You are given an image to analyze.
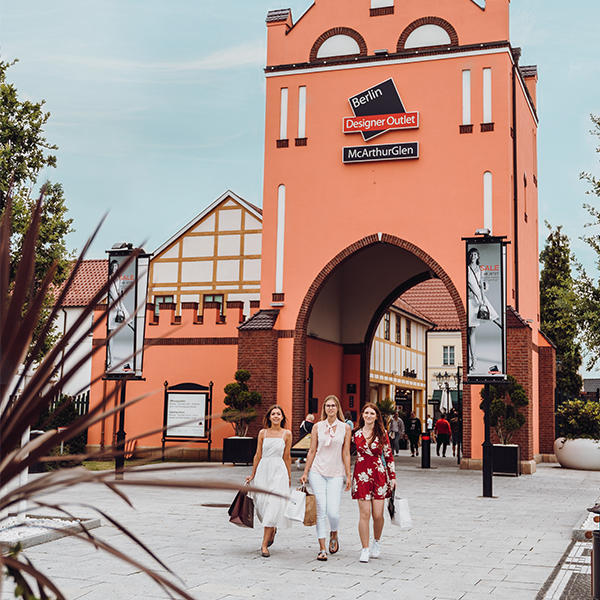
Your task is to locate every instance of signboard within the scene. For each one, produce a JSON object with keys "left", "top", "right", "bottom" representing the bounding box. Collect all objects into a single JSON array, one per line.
[
  {"left": 106, "top": 253, "right": 137, "bottom": 377},
  {"left": 162, "top": 382, "right": 213, "bottom": 462},
  {"left": 343, "top": 142, "right": 418, "bottom": 164},
  {"left": 347, "top": 78, "right": 412, "bottom": 141},
  {"left": 465, "top": 238, "right": 507, "bottom": 383},
  {"left": 105, "top": 247, "right": 150, "bottom": 379},
  {"left": 165, "top": 392, "right": 207, "bottom": 438},
  {"left": 343, "top": 111, "right": 419, "bottom": 135}
]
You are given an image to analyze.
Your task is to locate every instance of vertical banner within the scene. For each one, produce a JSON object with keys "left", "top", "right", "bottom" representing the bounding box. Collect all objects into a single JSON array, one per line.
[
  {"left": 105, "top": 248, "right": 150, "bottom": 379},
  {"left": 465, "top": 239, "right": 507, "bottom": 382}
]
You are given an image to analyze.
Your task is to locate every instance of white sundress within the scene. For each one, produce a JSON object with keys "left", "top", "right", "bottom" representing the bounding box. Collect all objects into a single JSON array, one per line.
[{"left": 251, "top": 437, "right": 290, "bottom": 527}]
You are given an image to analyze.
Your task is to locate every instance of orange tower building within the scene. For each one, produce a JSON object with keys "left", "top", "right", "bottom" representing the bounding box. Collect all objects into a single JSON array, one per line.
[{"left": 236, "top": 0, "right": 555, "bottom": 471}]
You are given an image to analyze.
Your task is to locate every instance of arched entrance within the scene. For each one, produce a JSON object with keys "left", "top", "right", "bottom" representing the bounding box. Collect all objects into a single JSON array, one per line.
[{"left": 292, "top": 233, "right": 470, "bottom": 454}]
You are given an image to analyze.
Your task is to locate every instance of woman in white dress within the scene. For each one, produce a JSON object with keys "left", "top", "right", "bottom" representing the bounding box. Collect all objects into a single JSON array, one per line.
[{"left": 245, "top": 405, "right": 292, "bottom": 557}]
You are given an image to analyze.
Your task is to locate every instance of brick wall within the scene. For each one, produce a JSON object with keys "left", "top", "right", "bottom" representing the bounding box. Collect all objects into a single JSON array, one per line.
[
  {"left": 538, "top": 345, "right": 556, "bottom": 454},
  {"left": 506, "top": 322, "right": 534, "bottom": 460},
  {"left": 238, "top": 329, "right": 279, "bottom": 437}
]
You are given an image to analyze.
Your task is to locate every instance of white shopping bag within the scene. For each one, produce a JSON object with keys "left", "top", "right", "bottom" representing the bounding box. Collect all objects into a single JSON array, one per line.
[
  {"left": 284, "top": 488, "right": 306, "bottom": 522},
  {"left": 389, "top": 495, "right": 412, "bottom": 530}
]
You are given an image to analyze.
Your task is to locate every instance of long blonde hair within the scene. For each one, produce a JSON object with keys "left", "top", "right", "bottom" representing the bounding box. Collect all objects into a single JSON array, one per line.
[{"left": 320, "top": 394, "right": 345, "bottom": 422}]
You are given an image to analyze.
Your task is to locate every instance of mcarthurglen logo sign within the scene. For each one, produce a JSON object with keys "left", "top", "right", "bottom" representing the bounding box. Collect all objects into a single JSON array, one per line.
[{"left": 342, "top": 78, "right": 419, "bottom": 164}]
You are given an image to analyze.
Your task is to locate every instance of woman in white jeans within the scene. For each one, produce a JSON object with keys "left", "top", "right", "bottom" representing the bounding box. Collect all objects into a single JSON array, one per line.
[{"left": 300, "top": 395, "right": 351, "bottom": 561}]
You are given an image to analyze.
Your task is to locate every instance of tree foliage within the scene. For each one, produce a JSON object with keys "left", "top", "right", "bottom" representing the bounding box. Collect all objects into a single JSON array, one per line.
[
  {"left": 556, "top": 399, "right": 600, "bottom": 440},
  {"left": 480, "top": 375, "right": 529, "bottom": 445},
  {"left": 221, "top": 369, "right": 262, "bottom": 436},
  {"left": 0, "top": 59, "right": 73, "bottom": 359},
  {"left": 539, "top": 223, "right": 582, "bottom": 397}
]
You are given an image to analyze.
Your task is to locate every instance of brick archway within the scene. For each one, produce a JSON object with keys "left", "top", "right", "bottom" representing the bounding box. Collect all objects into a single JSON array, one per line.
[{"left": 292, "top": 234, "right": 472, "bottom": 455}]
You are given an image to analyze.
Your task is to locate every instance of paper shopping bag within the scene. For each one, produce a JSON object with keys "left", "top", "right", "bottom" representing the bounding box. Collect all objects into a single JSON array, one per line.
[
  {"left": 394, "top": 496, "right": 412, "bottom": 530},
  {"left": 228, "top": 491, "right": 254, "bottom": 528},
  {"left": 284, "top": 488, "right": 306, "bottom": 522},
  {"left": 302, "top": 487, "right": 317, "bottom": 527}
]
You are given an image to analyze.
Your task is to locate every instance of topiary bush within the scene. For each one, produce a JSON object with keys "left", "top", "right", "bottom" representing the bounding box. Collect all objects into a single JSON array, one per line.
[
  {"left": 480, "top": 375, "right": 529, "bottom": 444},
  {"left": 221, "top": 369, "right": 262, "bottom": 436},
  {"left": 556, "top": 399, "right": 600, "bottom": 440}
]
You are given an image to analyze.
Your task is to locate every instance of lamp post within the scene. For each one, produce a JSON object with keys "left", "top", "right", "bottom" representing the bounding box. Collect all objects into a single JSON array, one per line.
[{"left": 434, "top": 367, "right": 462, "bottom": 465}]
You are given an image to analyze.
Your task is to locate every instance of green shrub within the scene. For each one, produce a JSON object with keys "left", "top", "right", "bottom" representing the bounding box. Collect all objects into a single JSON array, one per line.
[
  {"left": 221, "top": 369, "right": 262, "bottom": 436},
  {"left": 556, "top": 399, "right": 600, "bottom": 440}
]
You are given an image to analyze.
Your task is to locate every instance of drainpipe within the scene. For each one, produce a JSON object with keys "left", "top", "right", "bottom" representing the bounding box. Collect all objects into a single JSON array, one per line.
[{"left": 512, "top": 62, "right": 520, "bottom": 312}]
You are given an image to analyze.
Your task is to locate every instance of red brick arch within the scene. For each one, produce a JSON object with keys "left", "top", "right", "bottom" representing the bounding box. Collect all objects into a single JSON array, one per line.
[
  {"left": 397, "top": 17, "right": 459, "bottom": 52},
  {"left": 291, "top": 234, "right": 472, "bottom": 455},
  {"left": 310, "top": 27, "right": 368, "bottom": 62}
]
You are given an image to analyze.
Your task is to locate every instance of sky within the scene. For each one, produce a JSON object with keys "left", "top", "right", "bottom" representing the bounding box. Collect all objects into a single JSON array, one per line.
[{"left": 1, "top": 1, "right": 600, "bottom": 364}]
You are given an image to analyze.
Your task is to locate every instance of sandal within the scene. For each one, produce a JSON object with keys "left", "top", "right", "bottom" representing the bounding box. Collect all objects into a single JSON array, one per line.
[
  {"left": 329, "top": 536, "right": 339, "bottom": 554},
  {"left": 261, "top": 549, "right": 270, "bottom": 558},
  {"left": 316, "top": 550, "right": 328, "bottom": 561}
]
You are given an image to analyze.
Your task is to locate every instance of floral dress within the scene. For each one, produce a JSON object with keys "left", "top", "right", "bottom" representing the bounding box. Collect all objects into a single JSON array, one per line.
[{"left": 351, "top": 429, "right": 396, "bottom": 500}]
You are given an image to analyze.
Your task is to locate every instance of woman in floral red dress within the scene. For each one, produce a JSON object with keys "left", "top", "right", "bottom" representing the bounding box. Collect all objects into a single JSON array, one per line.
[{"left": 352, "top": 402, "right": 396, "bottom": 563}]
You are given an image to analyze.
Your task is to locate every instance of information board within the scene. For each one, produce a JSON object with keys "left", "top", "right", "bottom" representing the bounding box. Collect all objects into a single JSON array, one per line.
[{"left": 165, "top": 392, "right": 208, "bottom": 438}]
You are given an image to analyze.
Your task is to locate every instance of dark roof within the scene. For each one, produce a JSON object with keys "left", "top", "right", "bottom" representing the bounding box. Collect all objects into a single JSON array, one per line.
[
  {"left": 60, "top": 260, "right": 108, "bottom": 307},
  {"left": 400, "top": 279, "right": 460, "bottom": 331},
  {"left": 266, "top": 9, "right": 291, "bottom": 23},
  {"left": 245, "top": 199, "right": 263, "bottom": 215},
  {"left": 239, "top": 309, "right": 280, "bottom": 330},
  {"left": 520, "top": 65, "right": 538, "bottom": 78}
]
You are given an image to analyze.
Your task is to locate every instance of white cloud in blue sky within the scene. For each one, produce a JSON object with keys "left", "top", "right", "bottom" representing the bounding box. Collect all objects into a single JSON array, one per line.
[{"left": 2, "top": 0, "right": 600, "bottom": 372}]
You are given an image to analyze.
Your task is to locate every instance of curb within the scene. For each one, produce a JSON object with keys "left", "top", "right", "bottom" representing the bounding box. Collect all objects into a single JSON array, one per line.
[
  {"left": 1, "top": 516, "right": 102, "bottom": 553},
  {"left": 572, "top": 510, "right": 596, "bottom": 541}
]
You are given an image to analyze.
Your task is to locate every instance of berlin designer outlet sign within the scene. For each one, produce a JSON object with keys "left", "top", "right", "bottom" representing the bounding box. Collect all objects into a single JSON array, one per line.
[{"left": 343, "top": 78, "right": 419, "bottom": 163}]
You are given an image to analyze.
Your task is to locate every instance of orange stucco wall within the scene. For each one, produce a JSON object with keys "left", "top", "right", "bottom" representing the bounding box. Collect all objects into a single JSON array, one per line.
[
  {"left": 306, "top": 337, "right": 344, "bottom": 414},
  {"left": 88, "top": 304, "right": 240, "bottom": 452}
]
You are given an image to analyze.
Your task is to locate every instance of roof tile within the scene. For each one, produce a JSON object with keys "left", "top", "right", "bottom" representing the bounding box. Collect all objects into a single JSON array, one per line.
[
  {"left": 399, "top": 279, "right": 460, "bottom": 331},
  {"left": 238, "top": 309, "right": 279, "bottom": 330},
  {"left": 60, "top": 259, "right": 108, "bottom": 307}
]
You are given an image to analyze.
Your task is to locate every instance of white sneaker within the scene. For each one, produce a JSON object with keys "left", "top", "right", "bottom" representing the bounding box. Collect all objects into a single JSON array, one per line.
[
  {"left": 370, "top": 539, "right": 381, "bottom": 558},
  {"left": 359, "top": 548, "right": 370, "bottom": 563}
]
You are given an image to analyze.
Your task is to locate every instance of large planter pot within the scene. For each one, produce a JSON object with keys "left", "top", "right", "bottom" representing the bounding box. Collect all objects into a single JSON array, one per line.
[
  {"left": 554, "top": 437, "right": 600, "bottom": 470},
  {"left": 222, "top": 436, "right": 257, "bottom": 465},
  {"left": 492, "top": 444, "right": 520, "bottom": 476}
]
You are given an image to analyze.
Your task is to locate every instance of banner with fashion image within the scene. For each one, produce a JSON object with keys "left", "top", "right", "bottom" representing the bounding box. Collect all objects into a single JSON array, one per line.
[
  {"left": 465, "top": 241, "right": 506, "bottom": 382},
  {"left": 106, "top": 253, "right": 137, "bottom": 377}
]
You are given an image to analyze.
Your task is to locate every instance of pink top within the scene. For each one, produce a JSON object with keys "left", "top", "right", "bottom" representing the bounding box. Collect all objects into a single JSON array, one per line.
[{"left": 311, "top": 419, "right": 346, "bottom": 478}]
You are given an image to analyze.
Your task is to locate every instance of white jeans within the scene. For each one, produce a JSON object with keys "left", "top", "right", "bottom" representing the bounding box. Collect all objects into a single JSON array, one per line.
[{"left": 308, "top": 470, "right": 344, "bottom": 540}]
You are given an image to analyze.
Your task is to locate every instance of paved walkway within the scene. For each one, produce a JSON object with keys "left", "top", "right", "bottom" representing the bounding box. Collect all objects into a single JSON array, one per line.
[{"left": 3, "top": 453, "right": 600, "bottom": 600}]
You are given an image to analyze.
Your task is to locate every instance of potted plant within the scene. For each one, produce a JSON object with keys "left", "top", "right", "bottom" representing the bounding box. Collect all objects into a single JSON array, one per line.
[
  {"left": 221, "top": 369, "right": 262, "bottom": 464},
  {"left": 481, "top": 375, "right": 529, "bottom": 476},
  {"left": 554, "top": 400, "right": 600, "bottom": 470}
]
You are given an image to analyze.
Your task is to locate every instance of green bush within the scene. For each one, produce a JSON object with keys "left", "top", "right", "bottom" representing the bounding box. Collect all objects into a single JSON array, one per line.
[
  {"left": 376, "top": 397, "right": 396, "bottom": 424},
  {"left": 556, "top": 399, "right": 600, "bottom": 440},
  {"left": 221, "top": 370, "right": 262, "bottom": 436}
]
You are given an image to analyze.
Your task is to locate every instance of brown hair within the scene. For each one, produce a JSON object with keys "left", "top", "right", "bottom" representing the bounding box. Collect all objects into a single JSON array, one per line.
[
  {"left": 359, "top": 402, "right": 387, "bottom": 446},
  {"left": 263, "top": 404, "right": 287, "bottom": 428},
  {"left": 319, "top": 394, "right": 345, "bottom": 422}
]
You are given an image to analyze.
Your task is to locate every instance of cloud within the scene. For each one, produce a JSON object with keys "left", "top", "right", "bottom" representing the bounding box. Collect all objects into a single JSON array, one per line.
[{"left": 45, "top": 40, "right": 266, "bottom": 73}]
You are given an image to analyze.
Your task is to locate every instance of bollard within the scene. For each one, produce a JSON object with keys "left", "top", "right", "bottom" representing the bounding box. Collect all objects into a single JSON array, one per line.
[{"left": 421, "top": 433, "right": 431, "bottom": 469}]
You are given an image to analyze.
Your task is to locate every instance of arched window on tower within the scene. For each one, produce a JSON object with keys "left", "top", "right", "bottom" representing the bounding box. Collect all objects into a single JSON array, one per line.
[
  {"left": 316, "top": 35, "right": 361, "bottom": 58},
  {"left": 405, "top": 24, "right": 450, "bottom": 48}
]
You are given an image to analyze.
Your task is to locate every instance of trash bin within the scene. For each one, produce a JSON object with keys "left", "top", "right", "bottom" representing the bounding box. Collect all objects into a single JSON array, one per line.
[{"left": 28, "top": 429, "right": 46, "bottom": 473}]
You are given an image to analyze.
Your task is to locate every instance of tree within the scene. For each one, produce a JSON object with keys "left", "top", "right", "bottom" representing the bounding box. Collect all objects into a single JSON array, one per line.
[
  {"left": 539, "top": 223, "right": 582, "bottom": 398},
  {"left": 578, "top": 114, "right": 600, "bottom": 369},
  {"left": 0, "top": 59, "right": 73, "bottom": 358},
  {"left": 221, "top": 369, "right": 262, "bottom": 436}
]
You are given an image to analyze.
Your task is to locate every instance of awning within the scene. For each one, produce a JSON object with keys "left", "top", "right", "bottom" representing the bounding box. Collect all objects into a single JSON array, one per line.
[{"left": 429, "top": 390, "right": 461, "bottom": 406}]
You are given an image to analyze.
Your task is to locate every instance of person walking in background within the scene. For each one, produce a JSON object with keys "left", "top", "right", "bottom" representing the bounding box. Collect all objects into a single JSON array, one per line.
[
  {"left": 299, "top": 413, "right": 315, "bottom": 437},
  {"left": 388, "top": 412, "right": 404, "bottom": 455},
  {"left": 351, "top": 402, "right": 396, "bottom": 563},
  {"left": 449, "top": 408, "right": 460, "bottom": 457},
  {"left": 344, "top": 411, "right": 354, "bottom": 429},
  {"left": 407, "top": 411, "right": 421, "bottom": 457},
  {"left": 245, "top": 405, "right": 292, "bottom": 558},
  {"left": 434, "top": 413, "right": 452, "bottom": 458},
  {"left": 300, "top": 395, "right": 352, "bottom": 561}
]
